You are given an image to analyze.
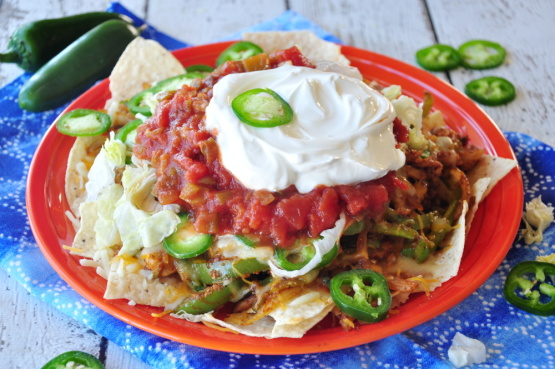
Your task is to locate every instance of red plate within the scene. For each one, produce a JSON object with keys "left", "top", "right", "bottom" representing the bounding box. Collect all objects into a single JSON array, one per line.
[{"left": 26, "top": 41, "right": 523, "bottom": 355}]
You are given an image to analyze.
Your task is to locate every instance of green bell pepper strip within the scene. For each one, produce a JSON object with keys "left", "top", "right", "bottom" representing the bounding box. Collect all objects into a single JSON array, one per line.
[
  {"left": 503, "top": 261, "right": 555, "bottom": 316},
  {"left": 195, "top": 258, "right": 269, "bottom": 284},
  {"left": 343, "top": 220, "right": 365, "bottom": 236},
  {"left": 415, "top": 44, "right": 461, "bottom": 71},
  {"left": 458, "top": 40, "right": 506, "bottom": 69},
  {"left": 175, "top": 279, "right": 244, "bottom": 314},
  {"left": 232, "top": 88, "right": 294, "bottom": 128},
  {"left": 127, "top": 72, "right": 206, "bottom": 116},
  {"left": 235, "top": 234, "right": 260, "bottom": 248},
  {"left": 465, "top": 76, "right": 516, "bottom": 106},
  {"left": 274, "top": 243, "right": 338, "bottom": 271},
  {"left": 41, "top": 351, "right": 104, "bottom": 369},
  {"left": 216, "top": 41, "right": 264, "bottom": 66},
  {"left": 163, "top": 212, "right": 213, "bottom": 259},
  {"left": 330, "top": 269, "right": 392, "bottom": 323},
  {"left": 55, "top": 109, "right": 111, "bottom": 137}
]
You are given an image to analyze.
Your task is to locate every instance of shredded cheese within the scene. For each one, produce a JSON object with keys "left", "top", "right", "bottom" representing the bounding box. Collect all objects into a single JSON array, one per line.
[
  {"left": 407, "top": 276, "right": 438, "bottom": 295},
  {"left": 63, "top": 245, "right": 85, "bottom": 254},
  {"left": 151, "top": 310, "right": 172, "bottom": 318}
]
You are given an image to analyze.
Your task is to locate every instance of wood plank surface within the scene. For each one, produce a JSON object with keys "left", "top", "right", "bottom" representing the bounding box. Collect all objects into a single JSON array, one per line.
[
  {"left": 0, "top": 0, "right": 553, "bottom": 367},
  {"left": 429, "top": 0, "right": 555, "bottom": 147}
]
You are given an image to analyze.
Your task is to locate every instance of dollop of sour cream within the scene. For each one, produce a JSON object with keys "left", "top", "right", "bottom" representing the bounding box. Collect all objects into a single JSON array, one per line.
[{"left": 205, "top": 64, "right": 405, "bottom": 193}]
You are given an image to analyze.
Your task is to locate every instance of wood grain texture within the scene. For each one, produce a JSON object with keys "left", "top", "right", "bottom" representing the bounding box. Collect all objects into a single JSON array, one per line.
[
  {"left": 0, "top": 0, "right": 147, "bottom": 86},
  {"left": 0, "top": 269, "right": 102, "bottom": 368},
  {"left": 429, "top": 0, "right": 555, "bottom": 146},
  {"left": 290, "top": 0, "right": 438, "bottom": 64},
  {"left": 146, "top": 0, "right": 287, "bottom": 44}
]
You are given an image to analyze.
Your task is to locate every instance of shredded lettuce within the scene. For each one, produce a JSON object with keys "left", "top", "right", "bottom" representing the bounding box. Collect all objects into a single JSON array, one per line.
[
  {"left": 382, "top": 84, "right": 402, "bottom": 101},
  {"left": 113, "top": 163, "right": 180, "bottom": 256},
  {"left": 390, "top": 95, "right": 428, "bottom": 150},
  {"left": 104, "top": 132, "right": 127, "bottom": 166},
  {"left": 94, "top": 184, "right": 124, "bottom": 249},
  {"left": 85, "top": 133, "right": 126, "bottom": 202}
]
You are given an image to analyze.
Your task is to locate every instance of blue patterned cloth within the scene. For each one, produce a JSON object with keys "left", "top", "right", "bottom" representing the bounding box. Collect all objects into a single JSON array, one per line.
[{"left": 1, "top": 3, "right": 554, "bottom": 368}]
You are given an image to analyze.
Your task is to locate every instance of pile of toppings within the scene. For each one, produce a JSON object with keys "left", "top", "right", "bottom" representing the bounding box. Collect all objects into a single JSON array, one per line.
[{"left": 61, "top": 33, "right": 517, "bottom": 339}]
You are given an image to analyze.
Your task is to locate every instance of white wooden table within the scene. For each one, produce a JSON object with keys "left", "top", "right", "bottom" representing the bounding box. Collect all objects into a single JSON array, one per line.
[{"left": 1, "top": 0, "right": 554, "bottom": 367}]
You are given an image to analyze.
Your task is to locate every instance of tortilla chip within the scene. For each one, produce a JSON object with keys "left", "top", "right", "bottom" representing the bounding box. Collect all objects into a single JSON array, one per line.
[
  {"left": 104, "top": 257, "right": 189, "bottom": 308},
  {"left": 243, "top": 30, "right": 350, "bottom": 65},
  {"left": 174, "top": 290, "right": 334, "bottom": 338},
  {"left": 390, "top": 201, "right": 468, "bottom": 291},
  {"left": 105, "top": 37, "right": 186, "bottom": 116},
  {"left": 71, "top": 201, "right": 98, "bottom": 257},
  {"left": 65, "top": 136, "right": 106, "bottom": 217},
  {"left": 466, "top": 155, "right": 518, "bottom": 230},
  {"left": 389, "top": 154, "right": 517, "bottom": 291}
]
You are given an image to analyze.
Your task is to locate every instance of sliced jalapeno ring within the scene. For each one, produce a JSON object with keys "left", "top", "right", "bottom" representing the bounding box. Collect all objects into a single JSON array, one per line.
[
  {"left": 216, "top": 41, "right": 264, "bottom": 66},
  {"left": 465, "top": 76, "right": 516, "bottom": 106},
  {"left": 127, "top": 72, "right": 205, "bottom": 117},
  {"left": 503, "top": 261, "right": 555, "bottom": 316},
  {"left": 55, "top": 109, "right": 111, "bottom": 137},
  {"left": 415, "top": 44, "right": 461, "bottom": 71},
  {"left": 155, "top": 72, "right": 206, "bottom": 91},
  {"left": 458, "top": 40, "right": 506, "bottom": 69},
  {"left": 232, "top": 88, "right": 294, "bottom": 128},
  {"left": 195, "top": 258, "right": 269, "bottom": 284},
  {"left": 41, "top": 351, "right": 104, "bottom": 369},
  {"left": 185, "top": 64, "right": 215, "bottom": 73},
  {"left": 330, "top": 269, "right": 392, "bottom": 323},
  {"left": 235, "top": 234, "right": 260, "bottom": 248},
  {"left": 163, "top": 212, "right": 213, "bottom": 259},
  {"left": 115, "top": 118, "right": 142, "bottom": 145},
  {"left": 274, "top": 243, "right": 338, "bottom": 271},
  {"left": 127, "top": 87, "right": 157, "bottom": 117}
]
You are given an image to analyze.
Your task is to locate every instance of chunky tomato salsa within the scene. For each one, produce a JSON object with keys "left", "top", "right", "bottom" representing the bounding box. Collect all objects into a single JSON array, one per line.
[{"left": 134, "top": 47, "right": 408, "bottom": 247}]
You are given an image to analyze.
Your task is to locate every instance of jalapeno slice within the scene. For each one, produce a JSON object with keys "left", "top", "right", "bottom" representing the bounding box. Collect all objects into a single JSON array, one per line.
[
  {"left": 503, "top": 261, "right": 555, "bottom": 316},
  {"left": 458, "top": 40, "right": 506, "bottom": 69},
  {"left": 163, "top": 212, "right": 213, "bottom": 259},
  {"left": 330, "top": 269, "right": 392, "bottom": 323},
  {"left": 216, "top": 41, "right": 264, "bottom": 66},
  {"left": 194, "top": 258, "right": 269, "bottom": 284},
  {"left": 235, "top": 234, "right": 260, "bottom": 248},
  {"left": 114, "top": 118, "right": 142, "bottom": 145},
  {"left": 41, "top": 351, "right": 104, "bottom": 369},
  {"left": 127, "top": 72, "right": 206, "bottom": 117},
  {"left": 465, "top": 76, "right": 516, "bottom": 106},
  {"left": 185, "top": 64, "right": 215, "bottom": 73},
  {"left": 175, "top": 279, "right": 244, "bottom": 314},
  {"left": 274, "top": 243, "right": 338, "bottom": 271},
  {"left": 55, "top": 109, "right": 111, "bottom": 137},
  {"left": 415, "top": 44, "right": 461, "bottom": 71},
  {"left": 232, "top": 88, "right": 294, "bottom": 128}
]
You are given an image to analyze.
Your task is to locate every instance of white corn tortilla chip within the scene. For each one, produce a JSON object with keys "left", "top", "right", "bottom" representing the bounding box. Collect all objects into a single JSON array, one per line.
[
  {"left": 105, "top": 37, "right": 186, "bottom": 116},
  {"left": 173, "top": 289, "right": 334, "bottom": 338},
  {"left": 243, "top": 30, "right": 350, "bottom": 65},
  {"left": 389, "top": 201, "right": 468, "bottom": 291},
  {"left": 466, "top": 155, "right": 518, "bottom": 230},
  {"left": 71, "top": 201, "right": 98, "bottom": 257},
  {"left": 389, "top": 154, "right": 517, "bottom": 291},
  {"left": 104, "top": 258, "right": 188, "bottom": 308},
  {"left": 65, "top": 136, "right": 106, "bottom": 217}
]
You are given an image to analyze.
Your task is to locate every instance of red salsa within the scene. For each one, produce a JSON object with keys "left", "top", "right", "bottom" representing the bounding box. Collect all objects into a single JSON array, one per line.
[{"left": 134, "top": 47, "right": 406, "bottom": 247}]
